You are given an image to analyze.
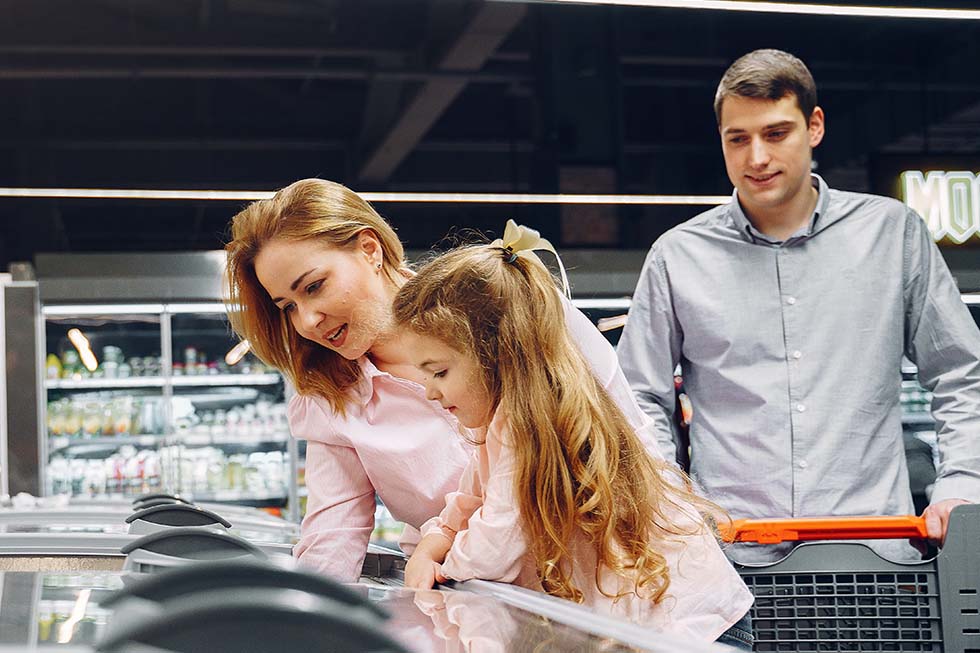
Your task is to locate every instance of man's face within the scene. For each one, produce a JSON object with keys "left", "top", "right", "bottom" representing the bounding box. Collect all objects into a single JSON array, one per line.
[{"left": 719, "top": 94, "right": 825, "bottom": 218}]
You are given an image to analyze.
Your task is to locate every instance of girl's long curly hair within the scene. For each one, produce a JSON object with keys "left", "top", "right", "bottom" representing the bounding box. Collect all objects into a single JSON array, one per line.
[{"left": 392, "top": 244, "right": 721, "bottom": 604}]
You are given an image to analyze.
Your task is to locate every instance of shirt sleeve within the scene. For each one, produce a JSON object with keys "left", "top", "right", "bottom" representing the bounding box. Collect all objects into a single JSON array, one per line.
[
  {"left": 562, "top": 296, "right": 664, "bottom": 460},
  {"left": 288, "top": 396, "right": 375, "bottom": 582},
  {"left": 617, "top": 244, "right": 684, "bottom": 462},
  {"left": 439, "top": 433, "right": 528, "bottom": 583},
  {"left": 903, "top": 211, "right": 980, "bottom": 504}
]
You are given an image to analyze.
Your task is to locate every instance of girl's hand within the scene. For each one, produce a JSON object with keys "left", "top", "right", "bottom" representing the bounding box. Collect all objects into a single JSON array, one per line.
[{"left": 405, "top": 554, "right": 446, "bottom": 589}]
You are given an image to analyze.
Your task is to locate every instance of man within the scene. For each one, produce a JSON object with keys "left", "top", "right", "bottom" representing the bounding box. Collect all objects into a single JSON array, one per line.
[{"left": 618, "top": 49, "right": 980, "bottom": 562}]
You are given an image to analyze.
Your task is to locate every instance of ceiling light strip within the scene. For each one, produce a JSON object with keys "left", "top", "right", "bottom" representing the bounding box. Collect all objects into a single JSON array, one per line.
[
  {"left": 510, "top": 0, "right": 980, "bottom": 20},
  {"left": 0, "top": 187, "right": 731, "bottom": 205}
]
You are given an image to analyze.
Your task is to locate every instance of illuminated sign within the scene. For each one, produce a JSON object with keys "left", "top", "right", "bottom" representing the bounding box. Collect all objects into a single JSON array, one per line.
[{"left": 900, "top": 171, "right": 980, "bottom": 244}]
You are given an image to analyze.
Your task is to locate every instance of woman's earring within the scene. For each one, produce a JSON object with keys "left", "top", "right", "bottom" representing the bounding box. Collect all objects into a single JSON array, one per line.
[{"left": 376, "top": 262, "right": 382, "bottom": 270}]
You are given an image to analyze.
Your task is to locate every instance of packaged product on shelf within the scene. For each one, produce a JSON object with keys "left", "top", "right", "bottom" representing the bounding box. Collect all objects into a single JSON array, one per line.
[
  {"left": 176, "top": 399, "right": 290, "bottom": 443},
  {"left": 112, "top": 397, "right": 133, "bottom": 435},
  {"left": 102, "top": 345, "right": 123, "bottom": 363},
  {"left": 49, "top": 448, "right": 163, "bottom": 498},
  {"left": 100, "top": 360, "right": 119, "bottom": 378},
  {"left": 47, "top": 395, "right": 157, "bottom": 439},
  {"left": 82, "top": 402, "right": 102, "bottom": 437},
  {"left": 45, "top": 353, "right": 63, "bottom": 380},
  {"left": 142, "top": 356, "right": 161, "bottom": 377},
  {"left": 61, "top": 350, "right": 81, "bottom": 380},
  {"left": 128, "top": 357, "right": 143, "bottom": 377},
  {"left": 172, "top": 446, "right": 287, "bottom": 499}
]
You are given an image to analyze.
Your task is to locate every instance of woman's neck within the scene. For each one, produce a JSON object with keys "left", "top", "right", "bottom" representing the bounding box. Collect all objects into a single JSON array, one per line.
[{"left": 365, "top": 270, "right": 427, "bottom": 381}]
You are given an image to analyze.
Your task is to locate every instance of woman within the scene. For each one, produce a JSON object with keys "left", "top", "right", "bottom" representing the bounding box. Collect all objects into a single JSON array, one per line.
[{"left": 225, "top": 178, "right": 661, "bottom": 582}]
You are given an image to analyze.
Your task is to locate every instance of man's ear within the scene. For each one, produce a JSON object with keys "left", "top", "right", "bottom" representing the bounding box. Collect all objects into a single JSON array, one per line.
[{"left": 808, "top": 106, "right": 825, "bottom": 148}]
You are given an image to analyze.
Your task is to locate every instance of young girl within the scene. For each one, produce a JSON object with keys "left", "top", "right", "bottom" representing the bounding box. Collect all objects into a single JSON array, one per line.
[{"left": 393, "top": 229, "right": 754, "bottom": 646}]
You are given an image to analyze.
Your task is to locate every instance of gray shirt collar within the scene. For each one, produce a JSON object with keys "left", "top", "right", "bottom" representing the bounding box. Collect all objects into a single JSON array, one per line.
[{"left": 729, "top": 174, "right": 832, "bottom": 245}]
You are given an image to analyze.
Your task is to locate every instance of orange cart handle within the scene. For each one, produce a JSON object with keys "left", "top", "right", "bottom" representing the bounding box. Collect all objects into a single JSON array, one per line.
[{"left": 719, "top": 515, "right": 928, "bottom": 544}]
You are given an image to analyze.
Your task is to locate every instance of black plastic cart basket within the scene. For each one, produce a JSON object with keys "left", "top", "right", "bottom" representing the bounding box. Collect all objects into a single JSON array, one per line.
[{"left": 722, "top": 505, "right": 980, "bottom": 652}]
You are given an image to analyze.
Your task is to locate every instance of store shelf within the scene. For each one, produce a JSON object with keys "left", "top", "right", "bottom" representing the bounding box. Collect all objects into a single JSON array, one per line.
[
  {"left": 185, "top": 490, "right": 287, "bottom": 507},
  {"left": 173, "top": 374, "right": 281, "bottom": 387},
  {"left": 48, "top": 435, "right": 164, "bottom": 454},
  {"left": 49, "top": 433, "right": 291, "bottom": 454},
  {"left": 47, "top": 374, "right": 281, "bottom": 390},
  {"left": 48, "top": 377, "right": 166, "bottom": 390},
  {"left": 180, "top": 433, "right": 290, "bottom": 447}
]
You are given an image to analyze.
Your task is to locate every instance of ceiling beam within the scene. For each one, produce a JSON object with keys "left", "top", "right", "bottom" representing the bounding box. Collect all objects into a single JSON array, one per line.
[{"left": 357, "top": 3, "right": 526, "bottom": 184}]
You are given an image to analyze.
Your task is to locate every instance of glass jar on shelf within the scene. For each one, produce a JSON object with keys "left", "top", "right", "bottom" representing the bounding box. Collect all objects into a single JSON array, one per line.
[{"left": 81, "top": 402, "right": 102, "bottom": 439}]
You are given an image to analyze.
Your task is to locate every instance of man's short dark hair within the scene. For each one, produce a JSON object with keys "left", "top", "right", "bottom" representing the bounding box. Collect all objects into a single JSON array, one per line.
[{"left": 714, "top": 49, "right": 817, "bottom": 124}]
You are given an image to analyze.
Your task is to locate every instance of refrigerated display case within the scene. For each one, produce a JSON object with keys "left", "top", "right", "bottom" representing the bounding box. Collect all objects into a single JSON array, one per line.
[
  {"left": 0, "top": 563, "right": 734, "bottom": 653},
  {"left": 39, "top": 302, "right": 300, "bottom": 521}
]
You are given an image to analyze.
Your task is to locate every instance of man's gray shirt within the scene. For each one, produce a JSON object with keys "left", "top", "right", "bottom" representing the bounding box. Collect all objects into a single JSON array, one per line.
[{"left": 618, "top": 175, "right": 980, "bottom": 562}]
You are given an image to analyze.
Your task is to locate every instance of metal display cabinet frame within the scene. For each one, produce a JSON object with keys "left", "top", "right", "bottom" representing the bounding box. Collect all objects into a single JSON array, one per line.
[
  {"left": 731, "top": 505, "right": 980, "bottom": 652},
  {"left": 0, "top": 278, "right": 44, "bottom": 497}
]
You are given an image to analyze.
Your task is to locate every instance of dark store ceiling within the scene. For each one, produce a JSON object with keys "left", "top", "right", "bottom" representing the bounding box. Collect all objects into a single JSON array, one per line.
[{"left": 1, "top": 0, "right": 979, "bottom": 265}]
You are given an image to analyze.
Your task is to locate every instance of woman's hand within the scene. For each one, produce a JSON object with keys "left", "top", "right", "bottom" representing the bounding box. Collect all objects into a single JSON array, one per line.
[{"left": 405, "top": 553, "right": 447, "bottom": 589}]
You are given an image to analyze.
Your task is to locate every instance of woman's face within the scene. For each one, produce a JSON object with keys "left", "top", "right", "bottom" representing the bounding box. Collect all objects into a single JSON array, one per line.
[{"left": 254, "top": 232, "right": 393, "bottom": 360}]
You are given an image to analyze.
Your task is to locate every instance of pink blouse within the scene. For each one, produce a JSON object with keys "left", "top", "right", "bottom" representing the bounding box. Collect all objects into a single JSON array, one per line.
[
  {"left": 289, "top": 301, "right": 656, "bottom": 582},
  {"left": 421, "top": 410, "right": 754, "bottom": 641}
]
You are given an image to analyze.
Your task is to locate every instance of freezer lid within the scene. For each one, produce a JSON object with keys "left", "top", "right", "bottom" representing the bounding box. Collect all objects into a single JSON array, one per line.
[
  {"left": 0, "top": 570, "right": 735, "bottom": 652},
  {"left": 0, "top": 511, "right": 297, "bottom": 548},
  {"left": 9, "top": 501, "right": 300, "bottom": 533}
]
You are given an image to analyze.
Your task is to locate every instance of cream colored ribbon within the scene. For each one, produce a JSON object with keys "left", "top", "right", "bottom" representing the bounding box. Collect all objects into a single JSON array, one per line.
[{"left": 490, "top": 219, "right": 571, "bottom": 299}]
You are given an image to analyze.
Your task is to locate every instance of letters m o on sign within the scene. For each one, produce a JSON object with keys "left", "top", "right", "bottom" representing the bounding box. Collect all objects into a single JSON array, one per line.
[{"left": 901, "top": 171, "right": 980, "bottom": 245}]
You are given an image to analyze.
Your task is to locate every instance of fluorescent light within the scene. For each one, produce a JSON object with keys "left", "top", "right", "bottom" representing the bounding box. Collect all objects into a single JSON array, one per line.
[
  {"left": 0, "top": 187, "right": 271, "bottom": 201},
  {"left": 67, "top": 329, "right": 99, "bottom": 372},
  {"left": 225, "top": 340, "right": 251, "bottom": 366},
  {"left": 506, "top": 0, "right": 980, "bottom": 20},
  {"left": 43, "top": 304, "right": 166, "bottom": 316},
  {"left": 963, "top": 295, "right": 980, "bottom": 305},
  {"left": 365, "top": 192, "right": 731, "bottom": 205},
  {"left": 57, "top": 589, "right": 92, "bottom": 644},
  {"left": 571, "top": 298, "right": 632, "bottom": 310},
  {"left": 0, "top": 186, "right": 730, "bottom": 205},
  {"left": 597, "top": 314, "right": 628, "bottom": 332},
  {"left": 166, "top": 303, "right": 229, "bottom": 314}
]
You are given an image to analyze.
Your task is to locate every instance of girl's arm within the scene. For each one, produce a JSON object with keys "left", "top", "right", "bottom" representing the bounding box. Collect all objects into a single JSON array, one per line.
[
  {"left": 440, "top": 428, "right": 528, "bottom": 584},
  {"left": 407, "top": 445, "right": 486, "bottom": 589},
  {"left": 405, "top": 533, "right": 453, "bottom": 588}
]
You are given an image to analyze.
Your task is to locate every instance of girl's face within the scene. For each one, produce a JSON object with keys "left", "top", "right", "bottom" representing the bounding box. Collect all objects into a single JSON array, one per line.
[
  {"left": 407, "top": 333, "right": 494, "bottom": 429},
  {"left": 254, "top": 232, "right": 392, "bottom": 360}
]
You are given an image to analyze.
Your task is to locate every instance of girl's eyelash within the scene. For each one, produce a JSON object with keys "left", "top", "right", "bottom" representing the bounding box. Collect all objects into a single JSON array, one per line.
[
  {"left": 433, "top": 370, "right": 447, "bottom": 378},
  {"left": 306, "top": 280, "right": 322, "bottom": 294}
]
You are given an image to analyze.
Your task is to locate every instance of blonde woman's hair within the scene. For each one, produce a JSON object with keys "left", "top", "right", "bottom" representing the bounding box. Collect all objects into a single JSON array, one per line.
[
  {"left": 392, "top": 244, "right": 721, "bottom": 604},
  {"left": 225, "top": 178, "right": 404, "bottom": 414}
]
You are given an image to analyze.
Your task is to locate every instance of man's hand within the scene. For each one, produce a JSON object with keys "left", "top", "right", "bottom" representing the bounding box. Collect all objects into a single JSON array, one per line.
[
  {"left": 405, "top": 552, "right": 447, "bottom": 590},
  {"left": 921, "top": 498, "right": 969, "bottom": 547}
]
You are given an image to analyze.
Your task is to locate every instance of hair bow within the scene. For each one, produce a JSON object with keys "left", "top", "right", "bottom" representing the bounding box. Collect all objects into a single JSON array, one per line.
[{"left": 490, "top": 219, "right": 571, "bottom": 299}]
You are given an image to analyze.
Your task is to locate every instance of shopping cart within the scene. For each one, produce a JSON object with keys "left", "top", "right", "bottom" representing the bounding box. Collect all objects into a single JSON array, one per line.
[{"left": 720, "top": 505, "right": 980, "bottom": 652}]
